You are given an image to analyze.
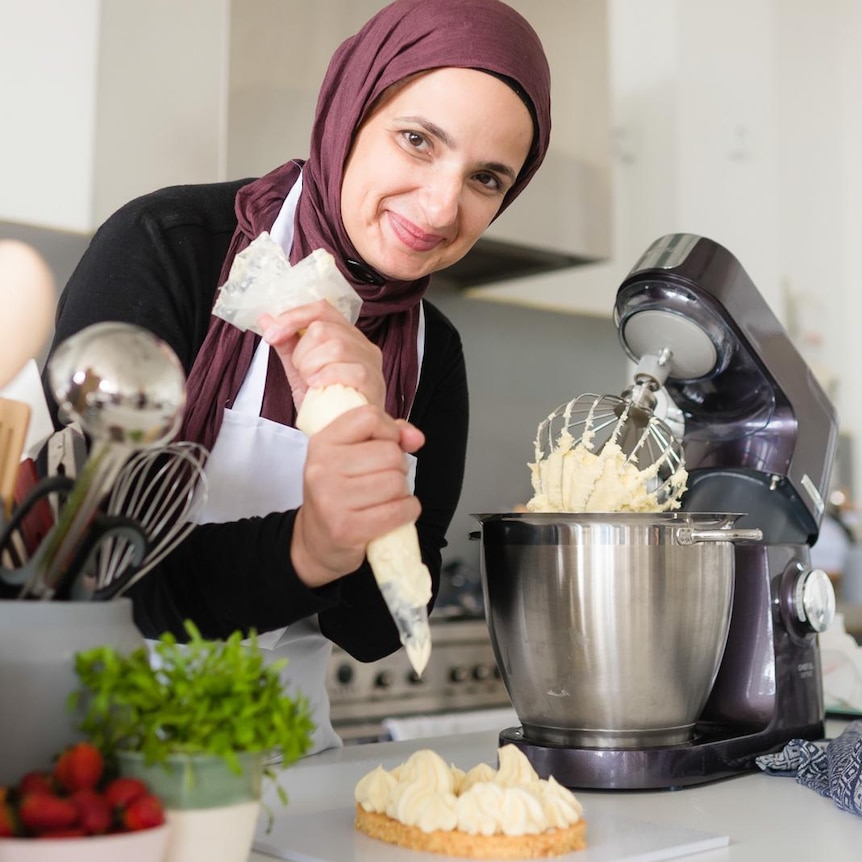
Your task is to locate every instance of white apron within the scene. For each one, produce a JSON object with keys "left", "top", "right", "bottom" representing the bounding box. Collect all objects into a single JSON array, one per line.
[
  {"left": 198, "top": 335, "right": 342, "bottom": 755},
  {"left": 195, "top": 173, "right": 342, "bottom": 753},
  {"left": 195, "top": 174, "right": 423, "bottom": 755}
]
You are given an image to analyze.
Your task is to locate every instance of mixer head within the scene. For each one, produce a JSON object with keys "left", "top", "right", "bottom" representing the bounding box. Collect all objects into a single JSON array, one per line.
[{"left": 613, "top": 234, "right": 839, "bottom": 544}]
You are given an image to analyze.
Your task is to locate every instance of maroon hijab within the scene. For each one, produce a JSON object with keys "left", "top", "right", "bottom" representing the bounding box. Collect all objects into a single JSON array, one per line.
[{"left": 181, "top": 0, "right": 551, "bottom": 450}]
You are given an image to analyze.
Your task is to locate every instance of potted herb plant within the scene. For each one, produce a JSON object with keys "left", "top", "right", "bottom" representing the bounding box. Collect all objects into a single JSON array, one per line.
[{"left": 69, "top": 620, "right": 314, "bottom": 862}]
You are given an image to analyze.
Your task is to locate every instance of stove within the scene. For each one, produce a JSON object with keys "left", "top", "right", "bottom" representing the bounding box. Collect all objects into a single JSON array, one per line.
[{"left": 326, "top": 617, "right": 510, "bottom": 744}]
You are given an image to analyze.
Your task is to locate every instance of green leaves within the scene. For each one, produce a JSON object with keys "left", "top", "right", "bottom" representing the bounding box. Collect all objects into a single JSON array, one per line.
[{"left": 69, "top": 621, "right": 315, "bottom": 775}]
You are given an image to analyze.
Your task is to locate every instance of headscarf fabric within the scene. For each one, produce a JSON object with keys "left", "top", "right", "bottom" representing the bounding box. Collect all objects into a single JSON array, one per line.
[{"left": 181, "top": 0, "right": 551, "bottom": 449}]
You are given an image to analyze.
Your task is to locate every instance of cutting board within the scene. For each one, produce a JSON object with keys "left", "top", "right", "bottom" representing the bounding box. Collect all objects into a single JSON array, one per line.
[{"left": 253, "top": 805, "right": 729, "bottom": 862}]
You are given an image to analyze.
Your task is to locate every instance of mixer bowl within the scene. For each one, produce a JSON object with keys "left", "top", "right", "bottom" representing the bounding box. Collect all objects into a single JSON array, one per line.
[{"left": 474, "top": 512, "right": 760, "bottom": 749}]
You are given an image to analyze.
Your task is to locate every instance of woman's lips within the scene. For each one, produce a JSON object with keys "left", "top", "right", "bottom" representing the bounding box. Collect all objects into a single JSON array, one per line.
[{"left": 386, "top": 212, "right": 445, "bottom": 253}]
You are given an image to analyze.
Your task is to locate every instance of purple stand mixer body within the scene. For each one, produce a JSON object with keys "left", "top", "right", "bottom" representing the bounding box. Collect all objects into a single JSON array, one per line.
[{"left": 501, "top": 234, "right": 839, "bottom": 789}]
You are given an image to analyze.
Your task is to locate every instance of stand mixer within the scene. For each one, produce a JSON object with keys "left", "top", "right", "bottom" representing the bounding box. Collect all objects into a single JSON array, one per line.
[{"left": 493, "top": 233, "right": 839, "bottom": 789}]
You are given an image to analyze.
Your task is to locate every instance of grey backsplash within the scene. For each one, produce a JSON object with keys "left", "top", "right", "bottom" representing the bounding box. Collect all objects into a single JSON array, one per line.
[
  {"left": 429, "top": 283, "right": 623, "bottom": 571},
  {"left": 2, "top": 221, "right": 625, "bottom": 579},
  {"left": 1, "top": 221, "right": 88, "bottom": 299}
]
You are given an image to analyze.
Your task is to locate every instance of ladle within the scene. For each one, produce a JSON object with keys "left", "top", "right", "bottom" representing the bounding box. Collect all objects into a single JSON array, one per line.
[{"left": 20, "top": 322, "right": 187, "bottom": 598}]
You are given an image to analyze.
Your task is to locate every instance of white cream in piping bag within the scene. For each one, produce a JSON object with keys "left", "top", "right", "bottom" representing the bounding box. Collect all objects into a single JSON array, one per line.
[
  {"left": 214, "top": 236, "right": 432, "bottom": 676},
  {"left": 296, "top": 384, "right": 432, "bottom": 676}
]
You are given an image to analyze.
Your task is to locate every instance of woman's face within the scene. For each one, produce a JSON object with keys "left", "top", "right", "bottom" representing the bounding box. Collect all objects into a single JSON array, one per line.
[{"left": 340, "top": 67, "right": 534, "bottom": 281}]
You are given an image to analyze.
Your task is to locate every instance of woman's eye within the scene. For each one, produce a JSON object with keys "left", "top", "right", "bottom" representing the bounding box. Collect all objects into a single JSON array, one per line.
[
  {"left": 474, "top": 171, "right": 503, "bottom": 192},
  {"left": 401, "top": 130, "right": 427, "bottom": 149}
]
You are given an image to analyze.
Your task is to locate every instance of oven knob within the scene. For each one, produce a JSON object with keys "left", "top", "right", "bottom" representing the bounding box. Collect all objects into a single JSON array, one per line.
[
  {"left": 449, "top": 666, "right": 469, "bottom": 683},
  {"left": 472, "top": 664, "right": 493, "bottom": 682},
  {"left": 374, "top": 670, "right": 394, "bottom": 689},
  {"left": 407, "top": 670, "right": 424, "bottom": 685},
  {"left": 335, "top": 663, "right": 354, "bottom": 686}
]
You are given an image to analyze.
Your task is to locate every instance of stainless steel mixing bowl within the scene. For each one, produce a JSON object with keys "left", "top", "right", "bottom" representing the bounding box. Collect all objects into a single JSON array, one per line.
[{"left": 474, "top": 512, "right": 762, "bottom": 748}]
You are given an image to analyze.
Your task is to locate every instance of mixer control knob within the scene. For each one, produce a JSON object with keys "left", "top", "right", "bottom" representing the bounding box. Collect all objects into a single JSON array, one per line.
[{"left": 794, "top": 568, "right": 836, "bottom": 633}]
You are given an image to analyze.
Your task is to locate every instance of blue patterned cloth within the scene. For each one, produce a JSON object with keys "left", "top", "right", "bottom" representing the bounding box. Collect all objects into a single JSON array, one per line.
[{"left": 755, "top": 720, "right": 862, "bottom": 817}]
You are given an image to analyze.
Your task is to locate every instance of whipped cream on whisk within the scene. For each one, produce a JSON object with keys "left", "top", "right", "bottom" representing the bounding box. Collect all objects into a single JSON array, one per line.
[{"left": 526, "top": 396, "right": 688, "bottom": 513}]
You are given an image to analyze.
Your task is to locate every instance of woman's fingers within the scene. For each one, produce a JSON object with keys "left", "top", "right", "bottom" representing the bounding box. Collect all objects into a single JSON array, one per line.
[
  {"left": 396, "top": 419, "right": 426, "bottom": 454},
  {"left": 293, "top": 322, "right": 384, "bottom": 407},
  {"left": 260, "top": 301, "right": 386, "bottom": 411},
  {"left": 291, "top": 406, "right": 424, "bottom": 588},
  {"left": 260, "top": 299, "right": 340, "bottom": 338},
  {"left": 292, "top": 493, "right": 421, "bottom": 588}
]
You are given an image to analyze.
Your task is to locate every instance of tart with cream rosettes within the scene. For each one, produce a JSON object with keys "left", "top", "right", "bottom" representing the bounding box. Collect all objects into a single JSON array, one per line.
[{"left": 354, "top": 744, "right": 586, "bottom": 858}]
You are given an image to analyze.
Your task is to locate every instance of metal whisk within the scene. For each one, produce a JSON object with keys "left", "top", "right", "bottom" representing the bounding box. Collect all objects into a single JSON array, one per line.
[
  {"left": 531, "top": 351, "right": 687, "bottom": 511},
  {"left": 90, "top": 441, "right": 209, "bottom": 599}
]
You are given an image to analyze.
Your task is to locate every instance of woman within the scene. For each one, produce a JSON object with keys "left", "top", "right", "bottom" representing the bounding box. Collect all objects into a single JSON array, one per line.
[{"left": 44, "top": 0, "right": 551, "bottom": 752}]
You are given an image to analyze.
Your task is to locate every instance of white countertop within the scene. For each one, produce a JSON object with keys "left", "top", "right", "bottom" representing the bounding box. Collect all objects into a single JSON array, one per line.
[{"left": 249, "top": 719, "right": 858, "bottom": 862}]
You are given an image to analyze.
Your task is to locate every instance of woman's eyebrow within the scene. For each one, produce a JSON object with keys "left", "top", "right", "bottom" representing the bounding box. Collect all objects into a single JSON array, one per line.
[
  {"left": 395, "top": 115, "right": 518, "bottom": 182},
  {"left": 397, "top": 115, "right": 453, "bottom": 146}
]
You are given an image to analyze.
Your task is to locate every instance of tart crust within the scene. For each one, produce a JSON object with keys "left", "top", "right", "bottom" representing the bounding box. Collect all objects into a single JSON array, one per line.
[{"left": 355, "top": 804, "right": 587, "bottom": 859}]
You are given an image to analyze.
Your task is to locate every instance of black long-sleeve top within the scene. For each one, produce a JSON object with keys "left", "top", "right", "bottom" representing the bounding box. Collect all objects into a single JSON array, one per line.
[{"left": 43, "top": 179, "right": 469, "bottom": 662}]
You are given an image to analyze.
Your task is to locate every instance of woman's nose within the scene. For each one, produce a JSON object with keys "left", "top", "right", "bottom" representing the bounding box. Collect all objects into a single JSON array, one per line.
[{"left": 419, "top": 171, "right": 462, "bottom": 229}]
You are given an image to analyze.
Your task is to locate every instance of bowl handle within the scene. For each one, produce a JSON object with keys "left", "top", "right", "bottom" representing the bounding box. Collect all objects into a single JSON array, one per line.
[{"left": 677, "top": 527, "right": 763, "bottom": 545}]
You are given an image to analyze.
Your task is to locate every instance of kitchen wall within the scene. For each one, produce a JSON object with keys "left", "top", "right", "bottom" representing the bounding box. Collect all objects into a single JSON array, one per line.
[
  {"left": 2, "top": 1, "right": 860, "bottom": 517},
  {"left": 0, "top": 0, "right": 230, "bottom": 232},
  {"left": 426, "top": 288, "right": 623, "bottom": 569}
]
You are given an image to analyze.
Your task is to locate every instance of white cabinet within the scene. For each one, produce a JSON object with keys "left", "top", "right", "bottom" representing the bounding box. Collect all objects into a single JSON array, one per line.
[
  {"left": 477, "top": 0, "right": 783, "bottom": 315},
  {"left": 476, "top": 0, "right": 862, "bottom": 499},
  {"left": 0, "top": 0, "right": 229, "bottom": 233},
  {"left": 1, "top": 0, "right": 613, "bottom": 269}
]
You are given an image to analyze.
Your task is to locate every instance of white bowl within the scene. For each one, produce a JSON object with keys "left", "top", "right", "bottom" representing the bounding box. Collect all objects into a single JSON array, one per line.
[{"left": 0, "top": 824, "right": 169, "bottom": 862}]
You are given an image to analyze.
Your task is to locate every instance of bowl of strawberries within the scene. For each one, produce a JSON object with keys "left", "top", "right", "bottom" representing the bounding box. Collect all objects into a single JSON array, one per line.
[{"left": 0, "top": 741, "right": 168, "bottom": 862}]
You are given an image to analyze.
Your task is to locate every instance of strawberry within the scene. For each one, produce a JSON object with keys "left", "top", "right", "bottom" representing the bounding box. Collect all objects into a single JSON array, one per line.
[
  {"left": 54, "top": 742, "right": 104, "bottom": 792},
  {"left": 18, "top": 792, "right": 79, "bottom": 834},
  {"left": 41, "top": 827, "right": 88, "bottom": 838},
  {"left": 18, "top": 770, "right": 56, "bottom": 797},
  {"left": 122, "top": 794, "right": 165, "bottom": 831},
  {"left": 103, "top": 776, "right": 149, "bottom": 810},
  {"left": 0, "top": 801, "right": 18, "bottom": 837},
  {"left": 71, "top": 788, "right": 112, "bottom": 835}
]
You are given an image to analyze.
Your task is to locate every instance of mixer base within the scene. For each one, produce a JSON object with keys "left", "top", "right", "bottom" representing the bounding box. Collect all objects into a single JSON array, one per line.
[{"left": 499, "top": 724, "right": 813, "bottom": 790}]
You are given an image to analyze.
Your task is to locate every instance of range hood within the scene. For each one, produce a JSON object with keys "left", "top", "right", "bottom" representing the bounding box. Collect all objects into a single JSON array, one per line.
[
  {"left": 437, "top": 150, "right": 611, "bottom": 289},
  {"left": 439, "top": 237, "right": 597, "bottom": 289}
]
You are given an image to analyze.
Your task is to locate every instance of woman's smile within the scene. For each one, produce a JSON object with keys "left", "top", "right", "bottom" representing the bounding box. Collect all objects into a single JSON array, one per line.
[{"left": 385, "top": 211, "right": 447, "bottom": 253}]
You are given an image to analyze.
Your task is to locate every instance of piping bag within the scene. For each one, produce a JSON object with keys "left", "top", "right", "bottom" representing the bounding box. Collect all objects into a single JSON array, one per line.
[{"left": 213, "top": 233, "right": 433, "bottom": 675}]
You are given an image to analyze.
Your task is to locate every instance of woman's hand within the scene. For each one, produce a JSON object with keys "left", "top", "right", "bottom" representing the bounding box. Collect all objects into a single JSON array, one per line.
[
  {"left": 260, "top": 300, "right": 386, "bottom": 412},
  {"left": 290, "top": 406, "right": 426, "bottom": 588}
]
